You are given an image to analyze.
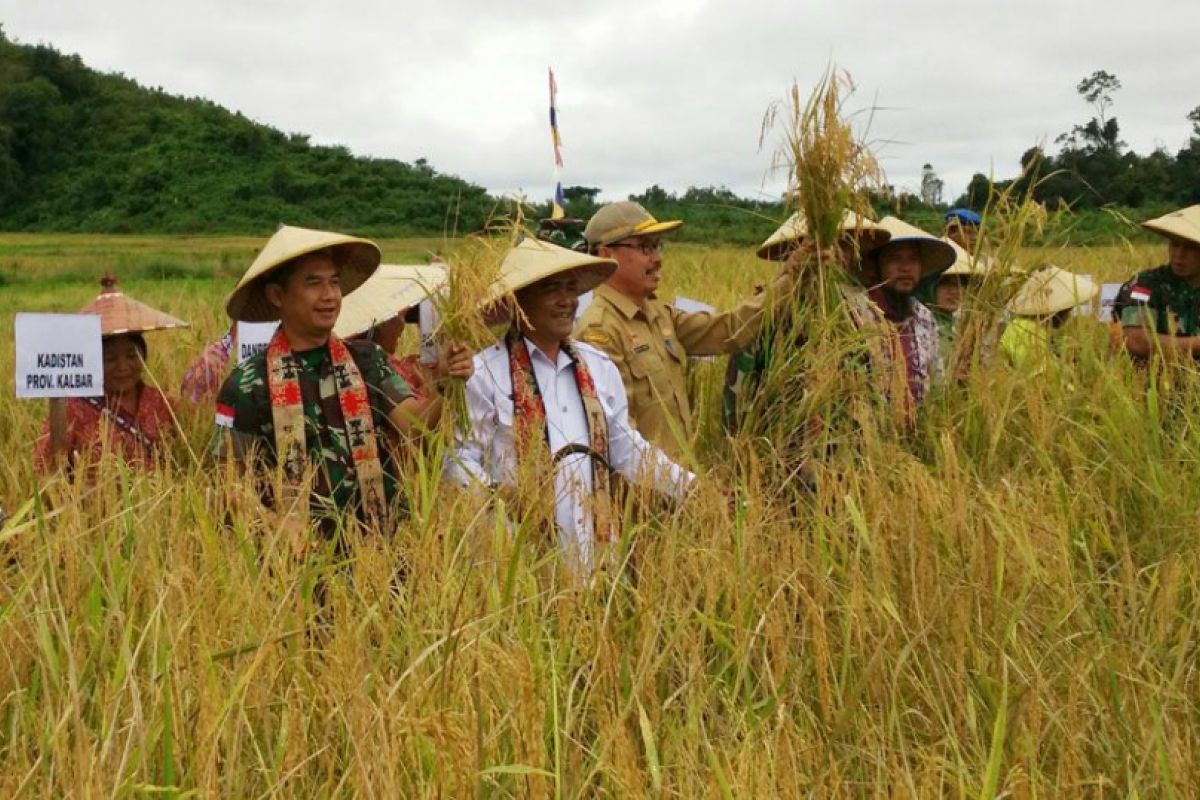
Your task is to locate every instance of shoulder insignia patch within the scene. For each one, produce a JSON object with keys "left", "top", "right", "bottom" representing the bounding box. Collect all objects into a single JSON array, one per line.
[{"left": 579, "top": 329, "right": 615, "bottom": 349}]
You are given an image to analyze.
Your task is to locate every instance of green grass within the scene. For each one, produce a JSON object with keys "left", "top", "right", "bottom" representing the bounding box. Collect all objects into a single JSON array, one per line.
[{"left": 1, "top": 234, "right": 1196, "bottom": 797}]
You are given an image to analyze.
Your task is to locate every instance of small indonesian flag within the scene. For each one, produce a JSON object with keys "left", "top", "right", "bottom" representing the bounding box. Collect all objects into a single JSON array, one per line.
[
  {"left": 1130, "top": 285, "right": 1152, "bottom": 303},
  {"left": 215, "top": 402, "right": 235, "bottom": 429}
]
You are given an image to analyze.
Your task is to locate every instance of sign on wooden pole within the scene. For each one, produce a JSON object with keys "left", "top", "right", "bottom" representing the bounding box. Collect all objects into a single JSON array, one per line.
[{"left": 15, "top": 313, "right": 104, "bottom": 399}]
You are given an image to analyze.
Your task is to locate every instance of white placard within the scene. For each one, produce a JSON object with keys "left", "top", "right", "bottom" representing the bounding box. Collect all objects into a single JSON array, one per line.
[
  {"left": 236, "top": 321, "right": 278, "bottom": 363},
  {"left": 15, "top": 313, "right": 104, "bottom": 399},
  {"left": 673, "top": 295, "right": 716, "bottom": 315},
  {"left": 418, "top": 299, "right": 440, "bottom": 366},
  {"left": 1095, "top": 283, "right": 1123, "bottom": 321}
]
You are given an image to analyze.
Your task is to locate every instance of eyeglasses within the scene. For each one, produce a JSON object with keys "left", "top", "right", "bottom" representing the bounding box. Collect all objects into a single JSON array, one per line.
[{"left": 608, "top": 241, "right": 664, "bottom": 255}]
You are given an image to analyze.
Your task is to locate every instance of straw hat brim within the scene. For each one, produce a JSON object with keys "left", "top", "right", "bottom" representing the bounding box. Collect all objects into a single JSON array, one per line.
[
  {"left": 226, "top": 226, "right": 382, "bottom": 322},
  {"left": 756, "top": 211, "right": 892, "bottom": 261},
  {"left": 870, "top": 236, "right": 958, "bottom": 279},
  {"left": 941, "top": 239, "right": 988, "bottom": 277},
  {"left": 866, "top": 217, "right": 958, "bottom": 280},
  {"left": 333, "top": 264, "right": 448, "bottom": 338},
  {"left": 485, "top": 237, "right": 617, "bottom": 307},
  {"left": 1007, "top": 266, "right": 1098, "bottom": 317},
  {"left": 1141, "top": 205, "right": 1200, "bottom": 248},
  {"left": 80, "top": 291, "right": 189, "bottom": 337}
]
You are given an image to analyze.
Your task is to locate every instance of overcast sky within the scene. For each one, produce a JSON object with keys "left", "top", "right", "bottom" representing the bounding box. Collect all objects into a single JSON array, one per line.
[{"left": 2, "top": 1, "right": 1196, "bottom": 205}]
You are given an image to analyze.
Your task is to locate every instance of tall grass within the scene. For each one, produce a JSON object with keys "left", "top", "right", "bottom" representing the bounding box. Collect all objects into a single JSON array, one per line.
[{"left": 1, "top": 227, "right": 1195, "bottom": 796}]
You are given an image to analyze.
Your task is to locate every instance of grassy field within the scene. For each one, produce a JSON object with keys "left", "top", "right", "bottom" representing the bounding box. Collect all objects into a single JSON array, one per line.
[{"left": 2, "top": 233, "right": 1197, "bottom": 797}]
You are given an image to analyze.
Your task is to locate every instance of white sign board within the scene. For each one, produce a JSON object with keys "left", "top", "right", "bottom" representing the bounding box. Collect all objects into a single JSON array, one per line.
[
  {"left": 236, "top": 321, "right": 278, "bottom": 363},
  {"left": 15, "top": 313, "right": 104, "bottom": 399},
  {"left": 1095, "top": 283, "right": 1123, "bottom": 321},
  {"left": 418, "top": 299, "right": 441, "bottom": 366}
]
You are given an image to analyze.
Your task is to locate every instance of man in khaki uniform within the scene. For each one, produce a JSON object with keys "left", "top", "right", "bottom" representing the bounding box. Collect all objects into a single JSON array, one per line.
[{"left": 574, "top": 201, "right": 795, "bottom": 460}]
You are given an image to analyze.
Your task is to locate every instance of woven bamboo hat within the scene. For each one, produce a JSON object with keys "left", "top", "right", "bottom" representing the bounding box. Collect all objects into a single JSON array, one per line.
[
  {"left": 226, "top": 225, "right": 381, "bottom": 322},
  {"left": 81, "top": 274, "right": 188, "bottom": 337},
  {"left": 333, "top": 264, "right": 448, "bottom": 338},
  {"left": 756, "top": 209, "right": 891, "bottom": 261},
  {"left": 868, "top": 216, "right": 957, "bottom": 279},
  {"left": 484, "top": 235, "right": 617, "bottom": 306},
  {"left": 1007, "top": 266, "right": 1098, "bottom": 317},
  {"left": 939, "top": 238, "right": 998, "bottom": 277},
  {"left": 1141, "top": 205, "right": 1200, "bottom": 247}
]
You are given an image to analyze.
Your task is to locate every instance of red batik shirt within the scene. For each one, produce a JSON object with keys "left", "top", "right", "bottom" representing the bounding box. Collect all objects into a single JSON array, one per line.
[{"left": 33, "top": 385, "right": 178, "bottom": 473}]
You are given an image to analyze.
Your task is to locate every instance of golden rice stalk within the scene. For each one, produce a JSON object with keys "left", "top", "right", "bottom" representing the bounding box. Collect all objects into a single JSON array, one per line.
[{"left": 430, "top": 202, "right": 527, "bottom": 430}]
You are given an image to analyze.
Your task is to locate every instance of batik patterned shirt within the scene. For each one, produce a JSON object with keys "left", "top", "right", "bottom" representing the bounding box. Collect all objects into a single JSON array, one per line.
[{"left": 34, "top": 385, "right": 177, "bottom": 474}]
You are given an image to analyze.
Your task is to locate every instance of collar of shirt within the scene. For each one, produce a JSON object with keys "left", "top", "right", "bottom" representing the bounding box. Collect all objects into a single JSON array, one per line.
[
  {"left": 595, "top": 283, "right": 658, "bottom": 321},
  {"left": 523, "top": 337, "right": 576, "bottom": 373}
]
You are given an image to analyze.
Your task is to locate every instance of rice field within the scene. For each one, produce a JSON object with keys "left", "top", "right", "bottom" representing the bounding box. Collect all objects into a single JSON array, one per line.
[{"left": 2, "top": 232, "right": 1197, "bottom": 797}]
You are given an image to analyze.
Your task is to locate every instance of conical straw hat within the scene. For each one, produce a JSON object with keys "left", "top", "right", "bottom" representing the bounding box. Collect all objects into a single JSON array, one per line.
[
  {"left": 870, "top": 216, "right": 957, "bottom": 279},
  {"left": 1141, "top": 205, "right": 1200, "bottom": 247},
  {"left": 1007, "top": 266, "right": 1098, "bottom": 317},
  {"left": 484, "top": 235, "right": 616, "bottom": 306},
  {"left": 940, "top": 238, "right": 998, "bottom": 277},
  {"left": 80, "top": 274, "right": 188, "bottom": 337},
  {"left": 756, "top": 209, "right": 891, "bottom": 261},
  {"left": 226, "top": 225, "right": 381, "bottom": 322},
  {"left": 333, "top": 264, "right": 448, "bottom": 338}
]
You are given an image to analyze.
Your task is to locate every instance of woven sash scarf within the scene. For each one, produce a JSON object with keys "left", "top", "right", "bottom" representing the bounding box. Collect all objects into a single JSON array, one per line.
[
  {"left": 266, "top": 329, "right": 387, "bottom": 525},
  {"left": 506, "top": 330, "right": 614, "bottom": 541}
]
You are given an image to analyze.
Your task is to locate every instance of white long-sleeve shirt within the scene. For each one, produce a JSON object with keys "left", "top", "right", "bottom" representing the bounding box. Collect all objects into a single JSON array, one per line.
[{"left": 445, "top": 337, "right": 695, "bottom": 570}]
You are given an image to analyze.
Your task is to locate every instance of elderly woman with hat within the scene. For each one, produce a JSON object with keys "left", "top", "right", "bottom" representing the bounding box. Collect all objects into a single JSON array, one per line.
[
  {"left": 921, "top": 237, "right": 997, "bottom": 369},
  {"left": 1001, "top": 266, "right": 1098, "bottom": 368},
  {"left": 213, "top": 225, "right": 473, "bottom": 531},
  {"left": 333, "top": 263, "right": 450, "bottom": 407},
  {"left": 446, "top": 236, "right": 694, "bottom": 574},
  {"left": 1119, "top": 205, "right": 1200, "bottom": 360},
  {"left": 35, "top": 275, "right": 188, "bottom": 473}
]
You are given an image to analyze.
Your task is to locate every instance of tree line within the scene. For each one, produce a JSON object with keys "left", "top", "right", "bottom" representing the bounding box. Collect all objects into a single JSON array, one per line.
[{"left": 0, "top": 30, "right": 1190, "bottom": 244}]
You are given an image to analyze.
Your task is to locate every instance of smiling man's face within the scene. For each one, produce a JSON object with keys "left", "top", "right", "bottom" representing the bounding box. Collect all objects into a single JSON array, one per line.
[
  {"left": 266, "top": 252, "right": 343, "bottom": 339},
  {"left": 516, "top": 272, "right": 581, "bottom": 347}
]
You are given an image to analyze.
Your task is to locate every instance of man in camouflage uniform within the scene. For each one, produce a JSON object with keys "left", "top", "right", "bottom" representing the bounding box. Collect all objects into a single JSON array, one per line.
[
  {"left": 217, "top": 331, "right": 414, "bottom": 518},
  {"left": 214, "top": 225, "right": 473, "bottom": 531},
  {"left": 535, "top": 217, "right": 588, "bottom": 252},
  {"left": 1120, "top": 206, "right": 1200, "bottom": 359},
  {"left": 573, "top": 201, "right": 796, "bottom": 460}
]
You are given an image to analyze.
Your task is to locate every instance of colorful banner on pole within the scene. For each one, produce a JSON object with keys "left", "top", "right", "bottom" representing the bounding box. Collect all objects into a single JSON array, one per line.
[{"left": 549, "top": 67, "right": 565, "bottom": 219}]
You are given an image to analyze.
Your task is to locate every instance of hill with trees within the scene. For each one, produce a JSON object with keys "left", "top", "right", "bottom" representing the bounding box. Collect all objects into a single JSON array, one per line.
[{"left": 0, "top": 26, "right": 495, "bottom": 235}]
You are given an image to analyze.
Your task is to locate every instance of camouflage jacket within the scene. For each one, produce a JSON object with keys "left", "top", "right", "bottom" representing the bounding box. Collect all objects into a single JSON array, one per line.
[
  {"left": 1119, "top": 265, "right": 1200, "bottom": 337},
  {"left": 214, "top": 339, "right": 412, "bottom": 519}
]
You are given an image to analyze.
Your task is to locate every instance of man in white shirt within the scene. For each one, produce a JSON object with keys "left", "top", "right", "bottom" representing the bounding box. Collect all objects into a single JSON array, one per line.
[{"left": 446, "top": 237, "right": 695, "bottom": 572}]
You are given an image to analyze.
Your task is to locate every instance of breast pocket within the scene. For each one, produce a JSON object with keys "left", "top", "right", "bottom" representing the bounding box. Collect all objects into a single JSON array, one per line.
[{"left": 628, "top": 349, "right": 665, "bottom": 381}]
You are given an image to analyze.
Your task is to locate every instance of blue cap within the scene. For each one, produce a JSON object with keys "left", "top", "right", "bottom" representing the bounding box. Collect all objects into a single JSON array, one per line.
[{"left": 945, "top": 208, "right": 982, "bottom": 226}]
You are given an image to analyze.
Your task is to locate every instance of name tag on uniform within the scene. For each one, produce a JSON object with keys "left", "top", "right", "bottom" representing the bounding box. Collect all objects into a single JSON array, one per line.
[{"left": 633, "top": 343, "right": 651, "bottom": 354}]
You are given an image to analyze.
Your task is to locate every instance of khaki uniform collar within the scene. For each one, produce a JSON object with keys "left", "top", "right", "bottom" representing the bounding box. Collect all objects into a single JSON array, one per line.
[{"left": 595, "top": 282, "right": 657, "bottom": 320}]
